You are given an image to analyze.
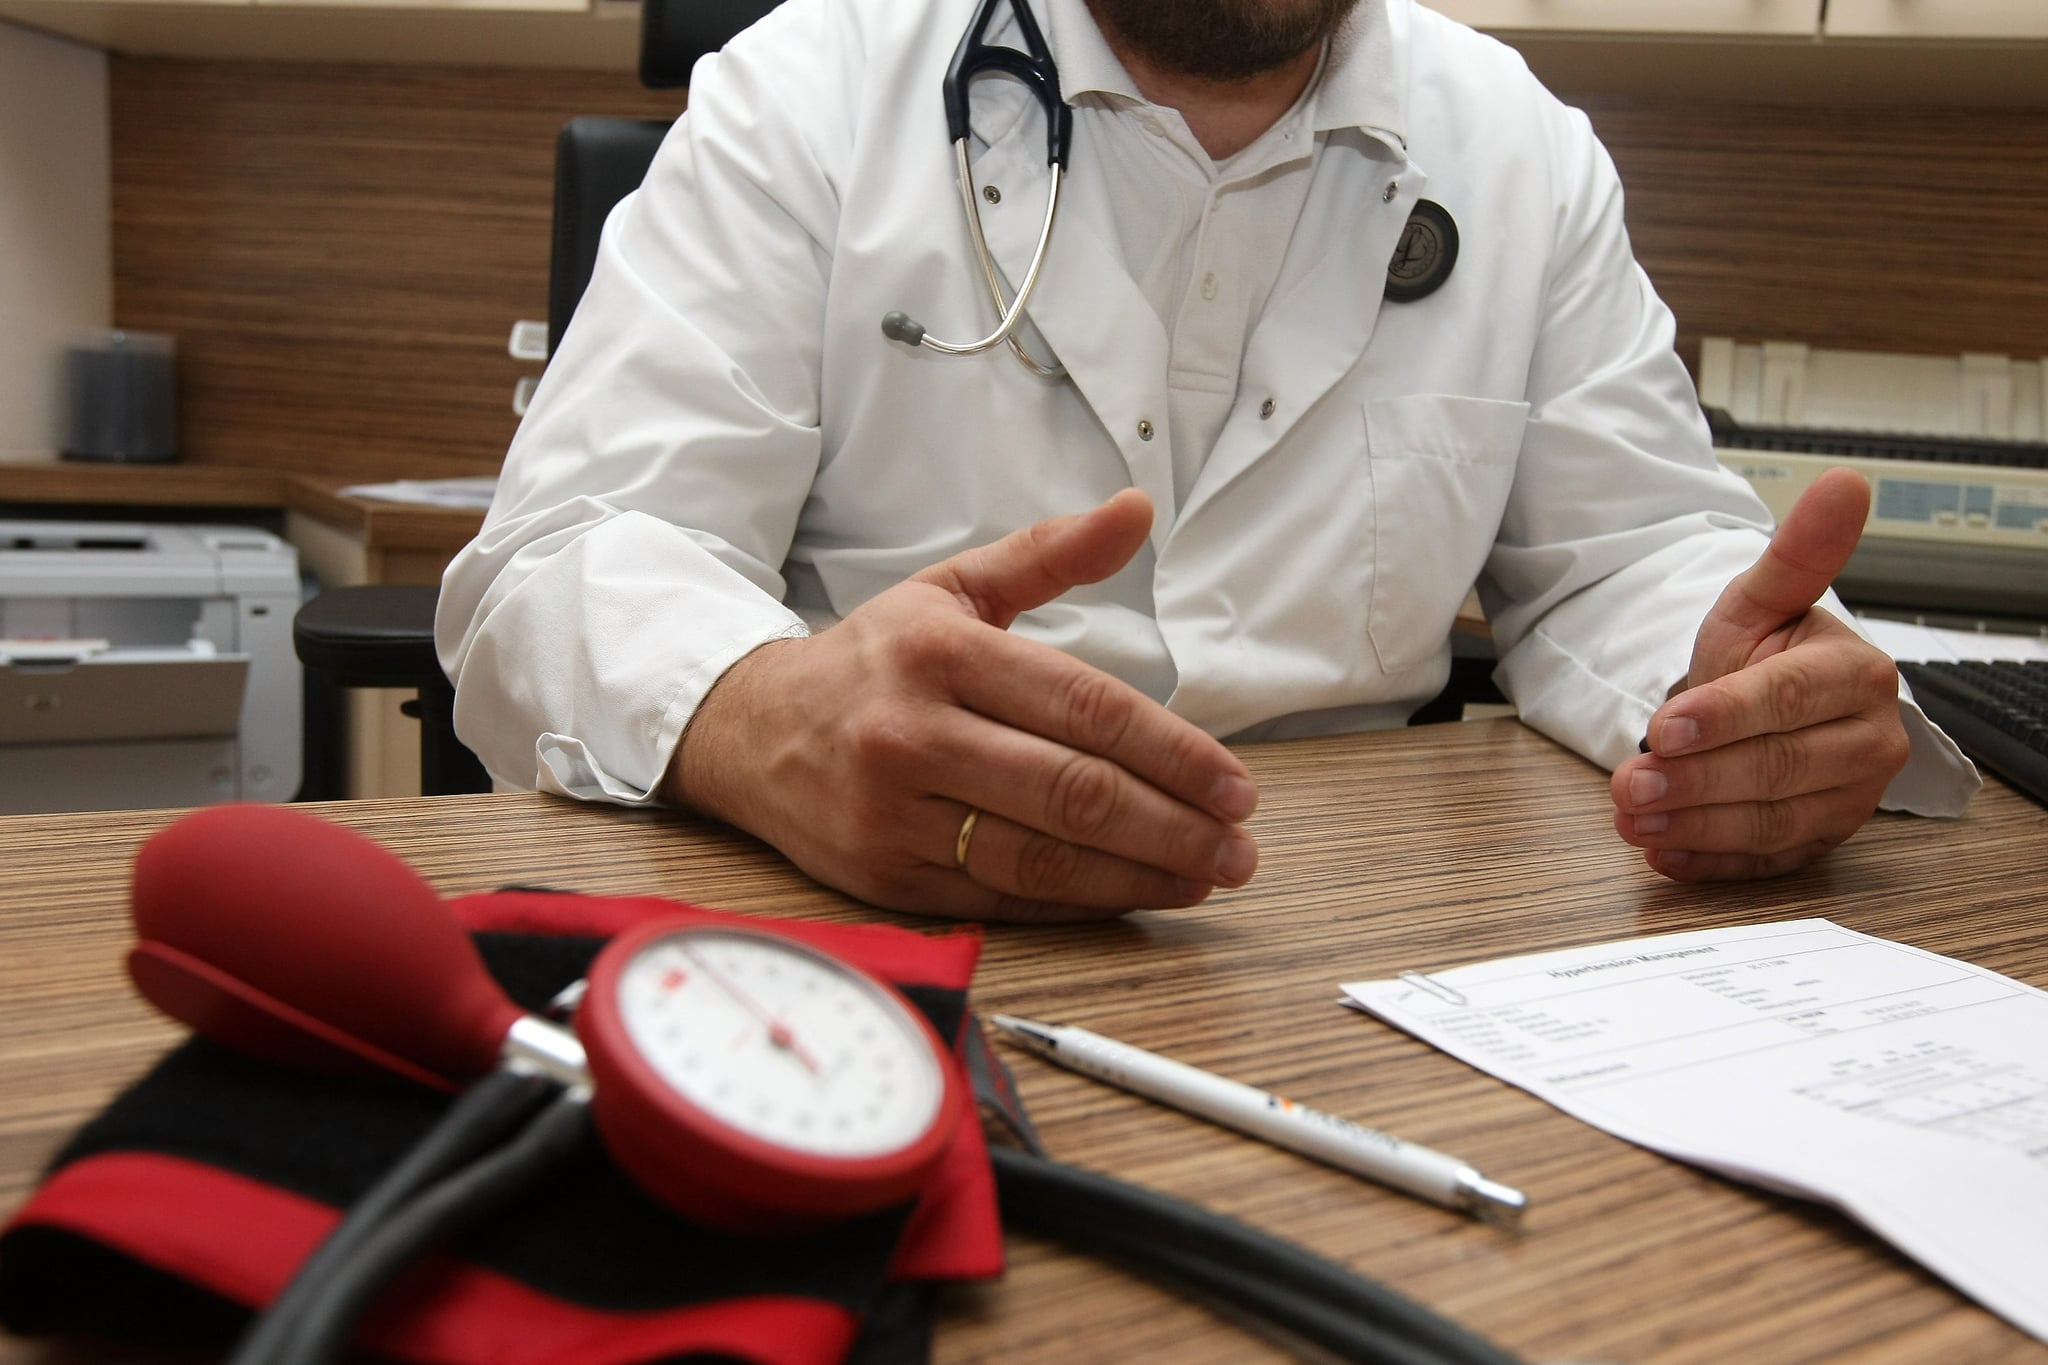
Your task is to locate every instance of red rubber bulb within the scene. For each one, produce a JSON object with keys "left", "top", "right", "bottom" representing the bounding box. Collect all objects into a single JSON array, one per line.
[{"left": 128, "top": 803, "right": 525, "bottom": 1091}]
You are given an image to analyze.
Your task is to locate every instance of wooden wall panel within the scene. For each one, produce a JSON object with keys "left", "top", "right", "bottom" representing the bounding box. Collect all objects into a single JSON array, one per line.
[
  {"left": 109, "top": 59, "right": 680, "bottom": 480},
  {"left": 1577, "top": 96, "right": 2048, "bottom": 368},
  {"left": 107, "top": 62, "right": 2048, "bottom": 486}
]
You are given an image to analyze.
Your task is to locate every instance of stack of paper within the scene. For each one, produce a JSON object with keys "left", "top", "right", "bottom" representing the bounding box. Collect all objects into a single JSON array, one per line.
[
  {"left": 1857, "top": 613, "right": 2048, "bottom": 664},
  {"left": 339, "top": 477, "right": 499, "bottom": 511}
]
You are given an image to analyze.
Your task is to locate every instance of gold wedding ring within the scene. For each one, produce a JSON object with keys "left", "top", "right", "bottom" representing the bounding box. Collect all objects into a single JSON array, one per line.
[{"left": 954, "top": 807, "right": 982, "bottom": 869}]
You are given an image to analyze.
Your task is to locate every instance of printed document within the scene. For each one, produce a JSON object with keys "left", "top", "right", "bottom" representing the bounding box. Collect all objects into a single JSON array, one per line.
[{"left": 1342, "top": 920, "right": 2048, "bottom": 1341}]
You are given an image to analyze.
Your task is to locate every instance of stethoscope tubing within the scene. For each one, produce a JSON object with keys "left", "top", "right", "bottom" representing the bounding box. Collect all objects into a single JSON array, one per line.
[
  {"left": 927, "top": 138, "right": 1064, "bottom": 374},
  {"left": 224, "top": 1069, "right": 572, "bottom": 1365},
  {"left": 278, "top": 1089, "right": 593, "bottom": 1365},
  {"left": 990, "top": 1146, "right": 1524, "bottom": 1365},
  {"left": 227, "top": 1048, "right": 1526, "bottom": 1365}
]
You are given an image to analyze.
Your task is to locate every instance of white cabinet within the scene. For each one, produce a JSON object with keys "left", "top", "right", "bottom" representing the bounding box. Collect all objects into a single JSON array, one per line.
[
  {"left": 1826, "top": 1, "right": 2048, "bottom": 39},
  {"left": 1431, "top": 0, "right": 1820, "bottom": 36}
]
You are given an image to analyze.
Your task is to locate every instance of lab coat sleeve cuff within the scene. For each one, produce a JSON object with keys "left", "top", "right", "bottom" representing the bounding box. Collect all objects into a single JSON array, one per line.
[
  {"left": 1839, "top": 607, "right": 1980, "bottom": 816},
  {"left": 533, "top": 619, "right": 811, "bottom": 806},
  {"left": 1506, "top": 615, "right": 1982, "bottom": 819},
  {"left": 1502, "top": 619, "right": 1680, "bottom": 775},
  {"left": 1881, "top": 687, "right": 1981, "bottom": 817}
]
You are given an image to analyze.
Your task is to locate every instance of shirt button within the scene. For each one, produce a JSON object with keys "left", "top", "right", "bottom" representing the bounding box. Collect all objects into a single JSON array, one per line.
[
  {"left": 1137, "top": 419, "right": 1155, "bottom": 441},
  {"left": 1259, "top": 398, "right": 1276, "bottom": 419},
  {"left": 1383, "top": 181, "right": 1399, "bottom": 202},
  {"left": 1200, "top": 272, "right": 1218, "bottom": 301}
]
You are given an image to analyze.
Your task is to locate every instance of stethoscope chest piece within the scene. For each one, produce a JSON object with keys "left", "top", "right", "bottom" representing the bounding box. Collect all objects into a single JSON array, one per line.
[{"left": 1383, "top": 199, "right": 1458, "bottom": 304}]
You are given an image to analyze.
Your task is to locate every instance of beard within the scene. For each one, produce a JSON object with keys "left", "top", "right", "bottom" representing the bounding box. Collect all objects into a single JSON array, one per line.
[{"left": 1086, "top": 0, "right": 1361, "bottom": 83}]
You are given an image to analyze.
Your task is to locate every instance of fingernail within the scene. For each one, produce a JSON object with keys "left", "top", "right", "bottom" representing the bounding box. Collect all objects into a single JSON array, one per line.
[
  {"left": 1628, "top": 768, "right": 1668, "bottom": 809},
  {"left": 1210, "top": 774, "right": 1259, "bottom": 822},
  {"left": 1659, "top": 716, "right": 1701, "bottom": 755},
  {"left": 1632, "top": 812, "right": 1669, "bottom": 835},
  {"left": 1215, "top": 830, "right": 1259, "bottom": 887},
  {"left": 1173, "top": 879, "right": 1213, "bottom": 905}
]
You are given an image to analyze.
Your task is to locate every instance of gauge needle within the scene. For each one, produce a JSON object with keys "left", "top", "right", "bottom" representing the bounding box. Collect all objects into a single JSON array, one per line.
[{"left": 681, "top": 945, "right": 822, "bottom": 1074}]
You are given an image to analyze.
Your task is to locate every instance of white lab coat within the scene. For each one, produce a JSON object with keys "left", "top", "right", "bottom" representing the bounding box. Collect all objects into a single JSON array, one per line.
[{"left": 438, "top": 0, "right": 1975, "bottom": 815}]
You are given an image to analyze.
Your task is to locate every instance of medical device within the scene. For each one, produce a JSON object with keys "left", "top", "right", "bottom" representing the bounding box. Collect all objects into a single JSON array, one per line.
[
  {"left": 129, "top": 807, "right": 962, "bottom": 1232},
  {"left": 127, "top": 805, "right": 965, "bottom": 1363},
  {"left": 880, "top": 0, "right": 1070, "bottom": 376},
  {"left": 122, "top": 804, "right": 1524, "bottom": 1365}
]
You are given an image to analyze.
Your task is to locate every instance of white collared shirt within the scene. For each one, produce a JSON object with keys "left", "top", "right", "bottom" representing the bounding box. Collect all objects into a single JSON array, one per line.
[{"left": 1043, "top": 0, "right": 1387, "bottom": 504}]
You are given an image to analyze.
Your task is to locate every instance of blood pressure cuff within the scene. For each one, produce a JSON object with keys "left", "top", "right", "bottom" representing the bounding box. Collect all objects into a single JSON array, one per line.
[{"left": 0, "top": 889, "right": 1002, "bottom": 1365}]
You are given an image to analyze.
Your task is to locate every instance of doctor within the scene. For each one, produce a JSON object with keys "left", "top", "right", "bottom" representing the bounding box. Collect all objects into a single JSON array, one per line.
[{"left": 438, "top": 0, "right": 1976, "bottom": 921}]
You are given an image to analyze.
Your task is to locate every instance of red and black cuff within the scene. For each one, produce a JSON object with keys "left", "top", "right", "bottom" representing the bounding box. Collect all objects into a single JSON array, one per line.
[{"left": 0, "top": 890, "right": 1002, "bottom": 1365}]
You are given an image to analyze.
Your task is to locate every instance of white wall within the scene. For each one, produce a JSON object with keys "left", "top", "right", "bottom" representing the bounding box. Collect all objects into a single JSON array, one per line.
[{"left": 0, "top": 22, "right": 109, "bottom": 462}]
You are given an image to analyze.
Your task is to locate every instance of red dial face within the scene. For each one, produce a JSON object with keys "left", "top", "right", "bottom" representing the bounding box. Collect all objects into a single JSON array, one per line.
[{"left": 578, "top": 922, "right": 961, "bottom": 1231}]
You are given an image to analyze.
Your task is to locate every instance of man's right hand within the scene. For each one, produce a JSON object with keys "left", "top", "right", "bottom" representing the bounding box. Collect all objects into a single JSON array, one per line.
[{"left": 662, "top": 489, "right": 1260, "bottom": 921}]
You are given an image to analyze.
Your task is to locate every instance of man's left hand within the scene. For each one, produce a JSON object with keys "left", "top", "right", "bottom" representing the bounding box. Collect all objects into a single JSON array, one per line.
[{"left": 1611, "top": 467, "right": 1910, "bottom": 880}]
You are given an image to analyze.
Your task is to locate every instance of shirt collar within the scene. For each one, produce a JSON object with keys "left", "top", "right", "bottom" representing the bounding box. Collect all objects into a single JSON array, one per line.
[
  {"left": 1036, "top": 0, "right": 1408, "bottom": 147},
  {"left": 1040, "top": 0, "right": 1143, "bottom": 104}
]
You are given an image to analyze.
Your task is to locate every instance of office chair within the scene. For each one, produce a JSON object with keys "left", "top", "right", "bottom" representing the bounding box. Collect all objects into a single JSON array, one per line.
[
  {"left": 294, "top": 583, "right": 488, "bottom": 796},
  {"left": 637, "top": 0, "right": 776, "bottom": 89},
  {"left": 1406, "top": 623, "right": 1507, "bottom": 725},
  {"left": 293, "top": 1, "right": 767, "bottom": 796}
]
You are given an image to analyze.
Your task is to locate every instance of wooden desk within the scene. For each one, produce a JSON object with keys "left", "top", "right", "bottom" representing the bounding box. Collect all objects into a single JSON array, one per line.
[{"left": 1, "top": 719, "right": 2043, "bottom": 1363}]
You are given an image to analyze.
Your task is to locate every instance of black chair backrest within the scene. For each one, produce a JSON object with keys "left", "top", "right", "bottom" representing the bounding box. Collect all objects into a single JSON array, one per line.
[
  {"left": 547, "top": 0, "right": 785, "bottom": 355},
  {"left": 546, "top": 117, "right": 676, "bottom": 358},
  {"left": 639, "top": 0, "right": 781, "bottom": 88}
]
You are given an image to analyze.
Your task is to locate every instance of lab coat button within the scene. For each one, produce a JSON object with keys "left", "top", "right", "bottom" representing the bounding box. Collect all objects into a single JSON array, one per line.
[
  {"left": 1137, "top": 420, "right": 1155, "bottom": 441},
  {"left": 1201, "top": 272, "right": 1218, "bottom": 301},
  {"left": 1383, "top": 181, "right": 1399, "bottom": 202},
  {"left": 982, "top": 184, "right": 1002, "bottom": 205},
  {"left": 1259, "top": 398, "right": 1276, "bottom": 419}
]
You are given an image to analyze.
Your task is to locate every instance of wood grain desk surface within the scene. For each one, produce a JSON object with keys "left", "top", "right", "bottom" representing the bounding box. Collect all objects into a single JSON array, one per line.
[{"left": 1, "top": 718, "right": 2043, "bottom": 1364}]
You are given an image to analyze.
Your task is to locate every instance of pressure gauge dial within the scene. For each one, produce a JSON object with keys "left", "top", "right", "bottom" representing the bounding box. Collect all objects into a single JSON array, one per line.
[{"left": 577, "top": 921, "right": 962, "bottom": 1232}]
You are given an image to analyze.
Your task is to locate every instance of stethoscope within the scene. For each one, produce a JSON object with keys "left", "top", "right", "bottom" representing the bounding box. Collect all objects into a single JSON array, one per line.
[
  {"left": 879, "top": 0, "right": 1462, "bottom": 383},
  {"left": 881, "top": 0, "right": 1070, "bottom": 378}
]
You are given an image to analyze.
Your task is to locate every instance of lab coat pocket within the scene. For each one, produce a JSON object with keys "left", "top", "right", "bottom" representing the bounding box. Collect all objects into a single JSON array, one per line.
[{"left": 1363, "top": 394, "right": 1529, "bottom": 678}]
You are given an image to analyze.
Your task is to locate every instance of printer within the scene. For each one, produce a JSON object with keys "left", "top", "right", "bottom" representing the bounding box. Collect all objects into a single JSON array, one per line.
[
  {"left": 1701, "top": 337, "right": 2048, "bottom": 625},
  {"left": 0, "top": 520, "right": 302, "bottom": 814}
]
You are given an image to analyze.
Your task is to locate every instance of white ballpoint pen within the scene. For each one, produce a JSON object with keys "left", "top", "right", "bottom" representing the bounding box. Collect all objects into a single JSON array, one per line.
[{"left": 989, "top": 1014, "right": 1526, "bottom": 1227}]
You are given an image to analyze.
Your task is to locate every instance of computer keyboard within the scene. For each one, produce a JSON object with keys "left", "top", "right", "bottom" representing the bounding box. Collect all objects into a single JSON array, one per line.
[
  {"left": 1898, "top": 660, "right": 2048, "bottom": 808},
  {"left": 1705, "top": 407, "right": 2048, "bottom": 470}
]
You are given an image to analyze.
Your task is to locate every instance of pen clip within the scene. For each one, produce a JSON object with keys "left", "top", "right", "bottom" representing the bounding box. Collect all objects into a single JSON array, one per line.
[{"left": 1397, "top": 970, "right": 1468, "bottom": 1007}]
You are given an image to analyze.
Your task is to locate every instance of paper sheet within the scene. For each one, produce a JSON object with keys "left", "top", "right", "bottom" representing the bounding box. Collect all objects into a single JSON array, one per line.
[
  {"left": 1342, "top": 920, "right": 2048, "bottom": 1342},
  {"left": 339, "top": 476, "right": 499, "bottom": 510}
]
